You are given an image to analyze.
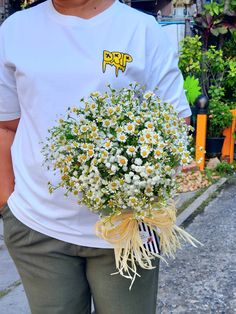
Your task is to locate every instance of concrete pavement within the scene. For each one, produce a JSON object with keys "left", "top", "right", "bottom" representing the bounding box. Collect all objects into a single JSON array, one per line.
[{"left": 156, "top": 177, "right": 236, "bottom": 313}]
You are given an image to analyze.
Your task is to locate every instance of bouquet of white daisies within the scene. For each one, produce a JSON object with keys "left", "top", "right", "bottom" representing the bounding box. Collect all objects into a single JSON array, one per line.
[{"left": 42, "top": 83, "right": 201, "bottom": 288}]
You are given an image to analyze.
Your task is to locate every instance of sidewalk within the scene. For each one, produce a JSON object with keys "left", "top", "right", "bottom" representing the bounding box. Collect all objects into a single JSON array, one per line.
[{"left": 0, "top": 178, "right": 233, "bottom": 313}]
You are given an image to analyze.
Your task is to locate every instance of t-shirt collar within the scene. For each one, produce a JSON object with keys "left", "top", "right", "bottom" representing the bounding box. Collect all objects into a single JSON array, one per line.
[{"left": 47, "top": 0, "right": 121, "bottom": 26}]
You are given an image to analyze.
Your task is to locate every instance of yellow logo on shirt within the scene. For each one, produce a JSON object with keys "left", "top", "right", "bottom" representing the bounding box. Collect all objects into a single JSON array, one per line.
[{"left": 102, "top": 50, "right": 133, "bottom": 77}]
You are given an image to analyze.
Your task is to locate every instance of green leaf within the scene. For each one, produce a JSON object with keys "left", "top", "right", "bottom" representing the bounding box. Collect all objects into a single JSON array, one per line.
[
  {"left": 184, "top": 76, "right": 202, "bottom": 105},
  {"left": 213, "top": 6, "right": 219, "bottom": 15},
  {"left": 211, "top": 28, "right": 219, "bottom": 36},
  {"left": 218, "top": 27, "right": 228, "bottom": 34}
]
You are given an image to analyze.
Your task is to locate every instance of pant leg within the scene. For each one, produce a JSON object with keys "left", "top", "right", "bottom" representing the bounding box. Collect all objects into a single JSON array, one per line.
[
  {"left": 2, "top": 205, "right": 91, "bottom": 314},
  {"left": 86, "top": 247, "right": 160, "bottom": 314}
]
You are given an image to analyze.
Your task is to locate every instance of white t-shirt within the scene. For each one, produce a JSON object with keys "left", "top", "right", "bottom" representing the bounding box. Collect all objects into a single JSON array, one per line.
[{"left": 0, "top": 0, "right": 191, "bottom": 248}]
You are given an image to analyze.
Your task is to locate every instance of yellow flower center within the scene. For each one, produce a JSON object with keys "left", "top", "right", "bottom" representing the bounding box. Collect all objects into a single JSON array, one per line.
[
  {"left": 127, "top": 125, "right": 134, "bottom": 131},
  {"left": 146, "top": 167, "right": 153, "bottom": 174},
  {"left": 105, "top": 141, "right": 111, "bottom": 148},
  {"left": 80, "top": 154, "right": 87, "bottom": 161},
  {"left": 88, "top": 150, "right": 94, "bottom": 157},
  {"left": 119, "top": 159, "right": 126, "bottom": 165}
]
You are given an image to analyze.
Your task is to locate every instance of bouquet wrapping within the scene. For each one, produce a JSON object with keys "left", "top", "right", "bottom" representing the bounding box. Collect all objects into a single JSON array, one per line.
[{"left": 42, "top": 83, "right": 202, "bottom": 288}]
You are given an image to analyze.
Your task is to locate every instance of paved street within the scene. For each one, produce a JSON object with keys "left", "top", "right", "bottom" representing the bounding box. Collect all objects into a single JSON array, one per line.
[
  {"left": 0, "top": 178, "right": 235, "bottom": 313},
  {"left": 157, "top": 178, "right": 236, "bottom": 313}
]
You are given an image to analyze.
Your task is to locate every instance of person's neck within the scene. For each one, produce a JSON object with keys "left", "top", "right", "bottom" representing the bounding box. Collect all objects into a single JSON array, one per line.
[{"left": 52, "top": 0, "right": 115, "bottom": 19}]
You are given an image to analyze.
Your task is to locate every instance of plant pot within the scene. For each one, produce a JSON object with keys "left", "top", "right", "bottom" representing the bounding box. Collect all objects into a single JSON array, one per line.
[{"left": 206, "top": 137, "right": 225, "bottom": 158}]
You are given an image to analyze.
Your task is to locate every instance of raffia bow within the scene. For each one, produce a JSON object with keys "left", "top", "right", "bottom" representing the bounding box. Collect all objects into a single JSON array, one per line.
[{"left": 95, "top": 202, "right": 203, "bottom": 289}]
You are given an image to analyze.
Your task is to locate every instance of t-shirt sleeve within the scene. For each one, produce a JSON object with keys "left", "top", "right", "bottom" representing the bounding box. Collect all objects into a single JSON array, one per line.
[
  {"left": 0, "top": 25, "right": 21, "bottom": 121},
  {"left": 146, "top": 19, "right": 191, "bottom": 118}
]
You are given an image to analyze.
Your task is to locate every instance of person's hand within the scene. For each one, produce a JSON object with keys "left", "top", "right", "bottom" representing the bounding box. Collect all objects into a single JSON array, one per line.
[
  {"left": 0, "top": 184, "right": 14, "bottom": 213},
  {"left": 0, "top": 169, "right": 15, "bottom": 212},
  {"left": 0, "top": 119, "right": 19, "bottom": 213}
]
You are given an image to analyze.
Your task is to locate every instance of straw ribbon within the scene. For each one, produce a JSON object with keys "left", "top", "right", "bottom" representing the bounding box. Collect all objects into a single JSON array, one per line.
[{"left": 95, "top": 203, "right": 203, "bottom": 289}]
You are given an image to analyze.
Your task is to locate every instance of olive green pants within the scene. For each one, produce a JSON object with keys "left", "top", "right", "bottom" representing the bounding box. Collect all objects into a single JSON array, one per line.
[{"left": 2, "top": 204, "right": 160, "bottom": 314}]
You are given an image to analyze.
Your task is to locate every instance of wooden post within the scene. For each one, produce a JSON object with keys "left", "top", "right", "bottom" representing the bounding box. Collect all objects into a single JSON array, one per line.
[
  {"left": 222, "top": 109, "right": 236, "bottom": 163},
  {"left": 195, "top": 114, "right": 207, "bottom": 171}
]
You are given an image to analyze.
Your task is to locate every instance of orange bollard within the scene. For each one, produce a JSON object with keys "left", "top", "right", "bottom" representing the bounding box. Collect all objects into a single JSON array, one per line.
[
  {"left": 221, "top": 109, "right": 236, "bottom": 163},
  {"left": 195, "top": 114, "right": 207, "bottom": 171}
]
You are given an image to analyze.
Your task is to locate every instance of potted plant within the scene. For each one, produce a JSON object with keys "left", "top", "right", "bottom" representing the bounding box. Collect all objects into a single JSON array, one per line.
[
  {"left": 206, "top": 96, "right": 233, "bottom": 157},
  {"left": 179, "top": 20, "right": 235, "bottom": 157}
]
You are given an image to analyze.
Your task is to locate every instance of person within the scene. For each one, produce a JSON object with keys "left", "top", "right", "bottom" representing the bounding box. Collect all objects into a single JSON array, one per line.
[{"left": 0, "top": 0, "right": 191, "bottom": 313}]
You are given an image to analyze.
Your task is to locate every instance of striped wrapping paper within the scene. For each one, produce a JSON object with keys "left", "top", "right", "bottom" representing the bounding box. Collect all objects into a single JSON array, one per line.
[{"left": 139, "top": 222, "right": 161, "bottom": 254}]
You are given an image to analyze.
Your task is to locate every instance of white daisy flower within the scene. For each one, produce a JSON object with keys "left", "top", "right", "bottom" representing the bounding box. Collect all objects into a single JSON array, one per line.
[
  {"left": 135, "top": 117, "right": 142, "bottom": 125},
  {"left": 115, "top": 126, "right": 123, "bottom": 133},
  {"left": 117, "top": 155, "right": 128, "bottom": 167},
  {"left": 127, "top": 146, "right": 136, "bottom": 156},
  {"left": 154, "top": 149, "right": 163, "bottom": 159},
  {"left": 110, "top": 181, "right": 119, "bottom": 191},
  {"left": 145, "top": 185, "right": 154, "bottom": 196},
  {"left": 143, "top": 131, "right": 153, "bottom": 142},
  {"left": 139, "top": 136, "right": 145, "bottom": 144},
  {"left": 87, "top": 149, "right": 94, "bottom": 158},
  {"left": 101, "top": 149, "right": 109, "bottom": 159},
  {"left": 145, "top": 121, "right": 154, "bottom": 129},
  {"left": 90, "top": 91, "right": 101, "bottom": 97},
  {"left": 107, "top": 107, "right": 115, "bottom": 115},
  {"left": 89, "top": 103, "right": 98, "bottom": 111},
  {"left": 128, "top": 197, "right": 138, "bottom": 206},
  {"left": 80, "top": 125, "right": 88, "bottom": 133},
  {"left": 78, "top": 154, "right": 88, "bottom": 163},
  {"left": 140, "top": 146, "right": 150, "bottom": 158},
  {"left": 104, "top": 140, "right": 112, "bottom": 149},
  {"left": 125, "top": 123, "right": 135, "bottom": 133},
  {"left": 115, "top": 105, "right": 122, "bottom": 113},
  {"left": 143, "top": 91, "right": 154, "bottom": 99},
  {"left": 103, "top": 119, "right": 111, "bottom": 128},
  {"left": 90, "top": 124, "right": 98, "bottom": 132},
  {"left": 117, "top": 133, "right": 127, "bottom": 143},
  {"left": 145, "top": 166, "right": 154, "bottom": 176}
]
